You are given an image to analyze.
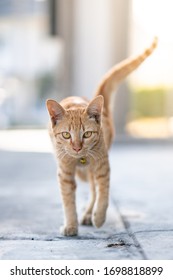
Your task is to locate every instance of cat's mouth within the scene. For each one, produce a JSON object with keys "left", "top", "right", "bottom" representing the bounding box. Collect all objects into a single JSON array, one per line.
[
  {"left": 64, "top": 149, "right": 84, "bottom": 159},
  {"left": 71, "top": 152, "right": 85, "bottom": 159}
]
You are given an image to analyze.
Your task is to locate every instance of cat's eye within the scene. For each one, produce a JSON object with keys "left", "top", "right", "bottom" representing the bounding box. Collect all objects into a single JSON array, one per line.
[
  {"left": 83, "top": 131, "right": 92, "bottom": 138},
  {"left": 62, "top": 132, "right": 71, "bottom": 139}
]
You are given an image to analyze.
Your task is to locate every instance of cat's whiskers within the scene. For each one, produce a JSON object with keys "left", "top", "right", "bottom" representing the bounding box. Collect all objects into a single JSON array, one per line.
[
  {"left": 60, "top": 153, "right": 69, "bottom": 162},
  {"left": 88, "top": 149, "right": 104, "bottom": 161},
  {"left": 57, "top": 149, "right": 69, "bottom": 161},
  {"left": 87, "top": 151, "right": 95, "bottom": 161},
  {"left": 57, "top": 149, "right": 65, "bottom": 158},
  {"left": 87, "top": 150, "right": 103, "bottom": 162}
]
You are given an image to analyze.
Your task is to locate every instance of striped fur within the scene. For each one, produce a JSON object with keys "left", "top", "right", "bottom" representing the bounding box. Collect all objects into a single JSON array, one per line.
[{"left": 46, "top": 38, "right": 157, "bottom": 236}]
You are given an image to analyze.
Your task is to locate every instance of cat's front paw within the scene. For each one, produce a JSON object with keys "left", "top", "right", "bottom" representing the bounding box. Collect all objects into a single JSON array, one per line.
[
  {"left": 60, "top": 225, "right": 78, "bottom": 236},
  {"left": 92, "top": 211, "right": 106, "bottom": 228},
  {"left": 81, "top": 213, "right": 93, "bottom": 226}
]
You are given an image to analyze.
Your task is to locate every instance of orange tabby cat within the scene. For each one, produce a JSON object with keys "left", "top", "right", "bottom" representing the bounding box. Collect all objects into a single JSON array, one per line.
[{"left": 46, "top": 38, "right": 157, "bottom": 236}]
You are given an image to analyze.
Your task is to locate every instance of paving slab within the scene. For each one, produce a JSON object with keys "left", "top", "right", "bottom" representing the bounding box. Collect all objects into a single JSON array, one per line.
[{"left": 109, "top": 145, "right": 173, "bottom": 259}]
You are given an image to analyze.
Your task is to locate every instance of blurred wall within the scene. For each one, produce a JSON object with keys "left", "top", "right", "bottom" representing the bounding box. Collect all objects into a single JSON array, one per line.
[{"left": 57, "top": 0, "right": 132, "bottom": 136}]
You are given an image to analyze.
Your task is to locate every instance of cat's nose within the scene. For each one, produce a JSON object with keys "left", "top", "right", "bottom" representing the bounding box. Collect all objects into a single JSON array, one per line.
[{"left": 73, "top": 146, "right": 82, "bottom": 152}]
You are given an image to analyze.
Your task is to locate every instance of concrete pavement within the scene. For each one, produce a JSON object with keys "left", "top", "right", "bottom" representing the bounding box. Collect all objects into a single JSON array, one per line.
[{"left": 0, "top": 130, "right": 173, "bottom": 259}]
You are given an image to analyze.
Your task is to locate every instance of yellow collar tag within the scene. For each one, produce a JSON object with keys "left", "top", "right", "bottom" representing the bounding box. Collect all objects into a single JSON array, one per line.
[{"left": 80, "top": 157, "right": 87, "bottom": 164}]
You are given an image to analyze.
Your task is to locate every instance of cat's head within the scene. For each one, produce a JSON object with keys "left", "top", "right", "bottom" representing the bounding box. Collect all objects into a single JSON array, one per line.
[{"left": 46, "top": 96, "right": 103, "bottom": 158}]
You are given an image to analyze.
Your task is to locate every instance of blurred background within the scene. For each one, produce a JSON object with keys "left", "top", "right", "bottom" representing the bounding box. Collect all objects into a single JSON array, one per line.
[{"left": 0, "top": 0, "right": 173, "bottom": 150}]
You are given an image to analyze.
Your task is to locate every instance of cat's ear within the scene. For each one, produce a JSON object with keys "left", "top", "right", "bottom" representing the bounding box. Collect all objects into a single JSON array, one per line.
[
  {"left": 46, "top": 99, "right": 65, "bottom": 126},
  {"left": 86, "top": 95, "right": 104, "bottom": 124}
]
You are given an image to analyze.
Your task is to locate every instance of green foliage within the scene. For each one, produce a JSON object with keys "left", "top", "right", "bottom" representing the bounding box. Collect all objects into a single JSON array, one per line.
[{"left": 131, "top": 88, "right": 166, "bottom": 118}]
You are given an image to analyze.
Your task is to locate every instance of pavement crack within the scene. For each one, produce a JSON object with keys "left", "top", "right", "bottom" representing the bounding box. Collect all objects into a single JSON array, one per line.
[
  {"left": 0, "top": 236, "right": 108, "bottom": 241},
  {"left": 107, "top": 240, "right": 128, "bottom": 248},
  {"left": 111, "top": 198, "right": 148, "bottom": 260},
  {"left": 134, "top": 229, "right": 173, "bottom": 234}
]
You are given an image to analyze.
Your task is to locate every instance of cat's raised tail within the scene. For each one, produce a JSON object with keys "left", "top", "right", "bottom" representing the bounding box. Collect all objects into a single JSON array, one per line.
[{"left": 94, "top": 37, "right": 158, "bottom": 111}]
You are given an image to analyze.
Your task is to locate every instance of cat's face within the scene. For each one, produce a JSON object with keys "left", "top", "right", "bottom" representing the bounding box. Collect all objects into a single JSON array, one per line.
[{"left": 47, "top": 96, "right": 103, "bottom": 158}]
